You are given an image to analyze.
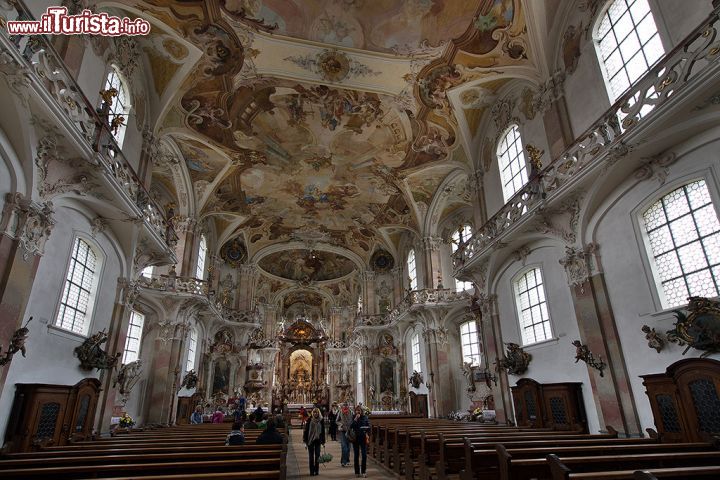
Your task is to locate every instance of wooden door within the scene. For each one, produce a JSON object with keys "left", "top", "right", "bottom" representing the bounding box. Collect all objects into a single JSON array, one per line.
[
  {"left": 512, "top": 379, "right": 544, "bottom": 428},
  {"left": 642, "top": 373, "right": 689, "bottom": 443},
  {"left": 541, "top": 383, "right": 585, "bottom": 431},
  {"left": 26, "top": 390, "right": 71, "bottom": 451},
  {"left": 672, "top": 360, "right": 720, "bottom": 442},
  {"left": 409, "top": 392, "right": 428, "bottom": 418},
  {"left": 66, "top": 378, "right": 101, "bottom": 443}
]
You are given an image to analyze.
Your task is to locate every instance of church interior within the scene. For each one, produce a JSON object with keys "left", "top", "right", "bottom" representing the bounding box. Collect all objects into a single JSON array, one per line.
[{"left": 1, "top": 0, "right": 720, "bottom": 478}]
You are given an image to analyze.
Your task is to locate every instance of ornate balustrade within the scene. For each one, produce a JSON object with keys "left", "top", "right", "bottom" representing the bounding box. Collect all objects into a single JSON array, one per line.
[
  {"left": 0, "top": 1, "right": 176, "bottom": 251},
  {"left": 453, "top": 5, "right": 720, "bottom": 274},
  {"left": 356, "top": 288, "right": 471, "bottom": 327},
  {"left": 137, "top": 274, "right": 261, "bottom": 326}
]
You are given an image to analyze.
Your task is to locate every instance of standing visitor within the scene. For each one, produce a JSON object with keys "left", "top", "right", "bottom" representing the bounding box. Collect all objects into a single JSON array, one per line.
[
  {"left": 299, "top": 405, "right": 309, "bottom": 427},
  {"left": 328, "top": 402, "right": 339, "bottom": 441},
  {"left": 303, "top": 408, "right": 326, "bottom": 476},
  {"left": 350, "top": 405, "right": 370, "bottom": 478},
  {"left": 337, "top": 403, "right": 353, "bottom": 467}
]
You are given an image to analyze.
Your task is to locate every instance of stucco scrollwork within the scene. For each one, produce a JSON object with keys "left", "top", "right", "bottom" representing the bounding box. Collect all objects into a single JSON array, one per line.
[{"left": 0, "top": 193, "right": 55, "bottom": 261}]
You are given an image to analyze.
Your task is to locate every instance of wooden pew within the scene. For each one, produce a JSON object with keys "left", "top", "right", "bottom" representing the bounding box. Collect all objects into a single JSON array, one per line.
[
  {"left": 459, "top": 437, "right": 715, "bottom": 480},
  {"left": 547, "top": 454, "right": 720, "bottom": 479},
  {"left": 496, "top": 444, "right": 720, "bottom": 480}
]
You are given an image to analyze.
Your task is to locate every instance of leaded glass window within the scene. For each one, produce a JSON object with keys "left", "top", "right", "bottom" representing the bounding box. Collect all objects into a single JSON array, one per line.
[
  {"left": 497, "top": 125, "right": 529, "bottom": 202},
  {"left": 642, "top": 180, "right": 720, "bottom": 308},
  {"left": 514, "top": 268, "right": 552, "bottom": 345},
  {"left": 56, "top": 238, "right": 99, "bottom": 335}
]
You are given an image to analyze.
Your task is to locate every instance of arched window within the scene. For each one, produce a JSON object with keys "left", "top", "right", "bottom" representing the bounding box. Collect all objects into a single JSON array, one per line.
[
  {"left": 460, "top": 320, "right": 482, "bottom": 366},
  {"left": 514, "top": 267, "right": 552, "bottom": 345},
  {"left": 641, "top": 180, "right": 720, "bottom": 308},
  {"left": 122, "top": 310, "right": 145, "bottom": 364},
  {"left": 186, "top": 326, "right": 198, "bottom": 371},
  {"left": 55, "top": 237, "right": 101, "bottom": 335},
  {"left": 452, "top": 225, "right": 474, "bottom": 292},
  {"left": 497, "top": 125, "right": 529, "bottom": 202},
  {"left": 196, "top": 235, "right": 207, "bottom": 279},
  {"left": 141, "top": 266, "right": 153, "bottom": 278},
  {"left": 407, "top": 249, "right": 418, "bottom": 290},
  {"left": 594, "top": 0, "right": 664, "bottom": 102},
  {"left": 102, "top": 66, "right": 130, "bottom": 147},
  {"left": 411, "top": 333, "right": 422, "bottom": 373}
]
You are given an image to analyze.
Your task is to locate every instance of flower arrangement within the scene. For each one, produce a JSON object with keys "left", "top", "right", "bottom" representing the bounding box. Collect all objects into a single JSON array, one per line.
[
  {"left": 471, "top": 407, "right": 483, "bottom": 421},
  {"left": 362, "top": 405, "right": 371, "bottom": 416},
  {"left": 118, "top": 413, "right": 135, "bottom": 428}
]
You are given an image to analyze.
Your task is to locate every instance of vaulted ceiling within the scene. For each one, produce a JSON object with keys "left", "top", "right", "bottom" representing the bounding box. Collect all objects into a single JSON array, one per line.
[{"left": 126, "top": 0, "right": 538, "bottom": 279}]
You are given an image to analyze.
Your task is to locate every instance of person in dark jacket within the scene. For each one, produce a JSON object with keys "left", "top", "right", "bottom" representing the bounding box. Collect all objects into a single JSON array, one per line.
[
  {"left": 328, "top": 403, "right": 339, "bottom": 441},
  {"left": 225, "top": 422, "right": 245, "bottom": 445},
  {"left": 350, "top": 405, "right": 370, "bottom": 477},
  {"left": 303, "top": 408, "right": 326, "bottom": 476},
  {"left": 253, "top": 404, "right": 264, "bottom": 421},
  {"left": 256, "top": 419, "right": 284, "bottom": 444}
]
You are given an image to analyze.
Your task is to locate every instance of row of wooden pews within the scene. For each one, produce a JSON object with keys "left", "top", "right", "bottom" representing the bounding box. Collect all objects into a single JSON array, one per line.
[
  {"left": 0, "top": 423, "right": 288, "bottom": 480},
  {"left": 369, "top": 417, "right": 720, "bottom": 480}
]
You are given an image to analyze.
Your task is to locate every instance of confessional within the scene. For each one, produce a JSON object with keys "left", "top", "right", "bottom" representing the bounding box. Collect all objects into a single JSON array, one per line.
[{"left": 511, "top": 378, "right": 587, "bottom": 431}]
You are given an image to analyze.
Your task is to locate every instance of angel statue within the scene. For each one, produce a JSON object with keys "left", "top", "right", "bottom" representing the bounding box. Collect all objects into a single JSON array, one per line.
[{"left": 462, "top": 361, "right": 476, "bottom": 393}]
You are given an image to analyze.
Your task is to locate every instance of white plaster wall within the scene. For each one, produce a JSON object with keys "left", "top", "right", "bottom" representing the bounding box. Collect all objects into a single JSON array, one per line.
[
  {"left": 493, "top": 244, "right": 600, "bottom": 433},
  {"left": 591, "top": 141, "right": 720, "bottom": 432},
  {"left": 0, "top": 203, "right": 123, "bottom": 438}
]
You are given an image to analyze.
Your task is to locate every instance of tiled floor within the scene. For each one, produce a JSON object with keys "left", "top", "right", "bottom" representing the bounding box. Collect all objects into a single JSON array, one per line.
[{"left": 286, "top": 427, "right": 395, "bottom": 479}]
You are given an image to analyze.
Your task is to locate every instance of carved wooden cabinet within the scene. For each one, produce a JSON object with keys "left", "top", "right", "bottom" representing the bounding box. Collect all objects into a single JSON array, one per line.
[
  {"left": 4, "top": 378, "right": 101, "bottom": 452},
  {"left": 511, "top": 379, "right": 587, "bottom": 432},
  {"left": 642, "top": 358, "right": 720, "bottom": 443}
]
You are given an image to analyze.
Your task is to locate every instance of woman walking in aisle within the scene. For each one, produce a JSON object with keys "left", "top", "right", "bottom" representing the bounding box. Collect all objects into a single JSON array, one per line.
[
  {"left": 328, "top": 402, "right": 339, "bottom": 441},
  {"left": 337, "top": 403, "right": 353, "bottom": 467},
  {"left": 350, "top": 405, "right": 370, "bottom": 478},
  {"left": 303, "top": 408, "right": 326, "bottom": 476}
]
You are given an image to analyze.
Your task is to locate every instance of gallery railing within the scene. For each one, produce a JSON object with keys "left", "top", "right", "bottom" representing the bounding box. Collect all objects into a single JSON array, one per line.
[
  {"left": 452, "top": 5, "right": 720, "bottom": 274},
  {"left": 356, "top": 288, "right": 471, "bottom": 327},
  {"left": 0, "top": 1, "right": 176, "bottom": 251},
  {"left": 137, "top": 274, "right": 261, "bottom": 325}
]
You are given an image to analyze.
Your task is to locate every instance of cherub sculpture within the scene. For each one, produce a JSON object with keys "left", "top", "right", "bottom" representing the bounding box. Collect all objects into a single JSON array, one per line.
[
  {"left": 0, "top": 317, "right": 32, "bottom": 366},
  {"left": 641, "top": 325, "right": 665, "bottom": 353}
]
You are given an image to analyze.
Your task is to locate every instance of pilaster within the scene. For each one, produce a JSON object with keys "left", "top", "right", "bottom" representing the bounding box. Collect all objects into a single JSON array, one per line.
[
  {"left": 0, "top": 193, "right": 55, "bottom": 397},
  {"left": 559, "top": 244, "right": 641, "bottom": 435}
]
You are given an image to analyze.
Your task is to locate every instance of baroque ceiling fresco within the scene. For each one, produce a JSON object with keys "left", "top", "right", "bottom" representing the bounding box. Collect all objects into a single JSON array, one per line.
[{"left": 133, "top": 0, "right": 533, "bottom": 287}]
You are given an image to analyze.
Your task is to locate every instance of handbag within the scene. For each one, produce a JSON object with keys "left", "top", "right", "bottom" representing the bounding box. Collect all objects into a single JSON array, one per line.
[{"left": 346, "top": 428, "right": 357, "bottom": 443}]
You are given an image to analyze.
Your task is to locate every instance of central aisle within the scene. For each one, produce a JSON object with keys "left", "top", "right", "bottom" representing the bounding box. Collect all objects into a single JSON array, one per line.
[{"left": 286, "top": 425, "right": 395, "bottom": 479}]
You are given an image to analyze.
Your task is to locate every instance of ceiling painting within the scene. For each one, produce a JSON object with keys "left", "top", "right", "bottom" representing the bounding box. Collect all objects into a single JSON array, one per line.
[
  {"left": 221, "top": 0, "right": 479, "bottom": 54},
  {"left": 124, "top": 0, "right": 537, "bottom": 264},
  {"left": 258, "top": 249, "right": 356, "bottom": 282}
]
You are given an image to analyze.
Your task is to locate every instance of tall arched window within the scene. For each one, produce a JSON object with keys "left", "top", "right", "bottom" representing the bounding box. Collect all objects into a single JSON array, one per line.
[
  {"left": 102, "top": 66, "right": 130, "bottom": 147},
  {"left": 452, "top": 225, "right": 474, "bottom": 292},
  {"left": 186, "top": 327, "right": 198, "bottom": 371},
  {"left": 122, "top": 310, "right": 145, "bottom": 364},
  {"left": 55, "top": 237, "right": 101, "bottom": 335},
  {"left": 196, "top": 235, "right": 207, "bottom": 279},
  {"left": 460, "top": 320, "right": 482, "bottom": 366},
  {"left": 594, "top": 0, "right": 664, "bottom": 102},
  {"left": 141, "top": 266, "right": 153, "bottom": 278},
  {"left": 641, "top": 180, "right": 720, "bottom": 308},
  {"left": 514, "top": 267, "right": 552, "bottom": 345},
  {"left": 407, "top": 249, "right": 418, "bottom": 290},
  {"left": 411, "top": 333, "right": 422, "bottom": 373},
  {"left": 497, "top": 124, "right": 529, "bottom": 202}
]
